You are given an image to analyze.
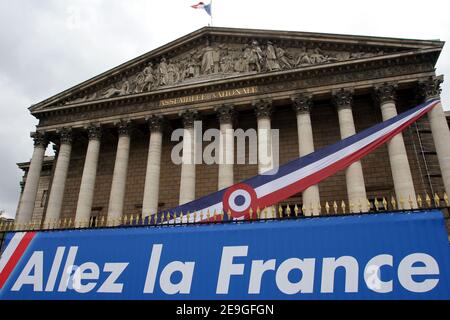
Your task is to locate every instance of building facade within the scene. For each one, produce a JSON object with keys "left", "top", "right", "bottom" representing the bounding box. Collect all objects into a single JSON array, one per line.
[{"left": 14, "top": 27, "right": 450, "bottom": 228}]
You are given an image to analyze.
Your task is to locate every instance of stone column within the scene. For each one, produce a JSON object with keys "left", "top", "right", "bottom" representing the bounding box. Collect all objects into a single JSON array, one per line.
[
  {"left": 16, "top": 132, "right": 48, "bottom": 226},
  {"left": 375, "top": 83, "right": 417, "bottom": 208},
  {"left": 179, "top": 110, "right": 198, "bottom": 205},
  {"left": 75, "top": 124, "right": 102, "bottom": 226},
  {"left": 292, "top": 93, "right": 321, "bottom": 216},
  {"left": 216, "top": 105, "right": 235, "bottom": 190},
  {"left": 107, "top": 120, "right": 132, "bottom": 225},
  {"left": 254, "top": 99, "right": 275, "bottom": 218},
  {"left": 45, "top": 128, "right": 73, "bottom": 226},
  {"left": 142, "top": 115, "right": 164, "bottom": 217},
  {"left": 333, "top": 89, "right": 368, "bottom": 212},
  {"left": 420, "top": 76, "right": 450, "bottom": 196}
]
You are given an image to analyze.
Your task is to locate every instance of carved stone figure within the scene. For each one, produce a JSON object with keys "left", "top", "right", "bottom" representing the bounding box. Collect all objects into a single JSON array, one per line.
[
  {"left": 133, "top": 72, "right": 146, "bottom": 93},
  {"left": 220, "top": 54, "right": 234, "bottom": 73},
  {"left": 201, "top": 44, "right": 216, "bottom": 74},
  {"left": 142, "top": 62, "right": 156, "bottom": 91},
  {"left": 275, "top": 46, "right": 292, "bottom": 69},
  {"left": 101, "top": 78, "right": 130, "bottom": 98},
  {"left": 265, "top": 41, "right": 281, "bottom": 71},
  {"left": 247, "top": 40, "right": 264, "bottom": 72},
  {"left": 158, "top": 58, "right": 169, "bottom": 86}
]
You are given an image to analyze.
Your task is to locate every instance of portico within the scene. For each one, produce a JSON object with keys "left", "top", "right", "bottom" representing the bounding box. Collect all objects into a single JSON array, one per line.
[{"left": 15, "top": 27, "right": 449, "bottom": 227}]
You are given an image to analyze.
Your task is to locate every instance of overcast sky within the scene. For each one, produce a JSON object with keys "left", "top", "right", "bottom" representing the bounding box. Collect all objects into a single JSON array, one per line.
[{"left": 0, "top": 0, "right": 449, "bottom": 218}]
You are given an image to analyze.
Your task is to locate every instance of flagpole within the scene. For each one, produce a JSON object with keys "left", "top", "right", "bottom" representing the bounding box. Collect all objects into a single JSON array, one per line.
[{"left": 210, "top": 0, "right": 213, "bottom": 26}]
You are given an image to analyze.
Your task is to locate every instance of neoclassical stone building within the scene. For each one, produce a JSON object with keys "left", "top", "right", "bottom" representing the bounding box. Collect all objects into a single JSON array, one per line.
[{"left": 15, "top": 27, "right": 450, "bottom": 227}]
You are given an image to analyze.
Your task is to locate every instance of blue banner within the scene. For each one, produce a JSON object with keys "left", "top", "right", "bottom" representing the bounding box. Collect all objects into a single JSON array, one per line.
[{"left": 1, "top": 211, "right": 449, "bottom": 300}]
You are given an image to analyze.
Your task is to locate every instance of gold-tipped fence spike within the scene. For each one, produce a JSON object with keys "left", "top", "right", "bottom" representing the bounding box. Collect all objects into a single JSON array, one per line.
[
  {"left": 286, "top": 205, "right": 291, "bottom": 218},
  {"left": 325, "top": 201, "right": 330, "bottom": 214},
  {"left": 124, "top": 214, "right": 128, "bottom": 225},
  {"left": 367, "top": 199, "right": 371, "bottom": 212},
  {"left": 302, "top": 204, "right": 307, "bottom": 215},
  {"left": 100, "top": 216, "right": 105, "bottom": 227},
  {"left": 434, "top": 193, "right": 440, "bottom": 207},
  {"left": 399, "top": 197, "right": 405, "bottom": 210},
  {"left": 213, "top": 210, "right": 217, "bottom": 222},
  {"left": 333, "top": 201, "right": 338, "bottom": 214},
  {"left": 68, "top": 218, "right": 72, "bottom": 228},
  {"left": 256, "top": 207, "right": 261, "bottom": 219},
  {"left": 382, "top": 197, "right": 388, "bottom": 211},
  {"left": 391, "top": 196, "right": 397, "bottom": 210},
  {"left": 186, "top": 211, "right": 191, "bottom": 224},
  {"left": 200, "top": 211, "right": 204, "bottom": 222},
  {"left": 374, "top": 198, "right": 379, "bottom": 211},
  {"left": 444, "top": 193, "right": 449, "bottom": 206},
  {"left": 294, "top": 204, "right": 299, "bottom": 217},
  {"left": 417, "top": 194, "right": 423, "bottom": 208},
  {"left": 206, "top": 209, "right": 211, "bottom": 221},
  {"left": 271, "top": 206, "right": 276, "bottom": 219},
  {"left": 249, "top": 207, "right": 253, "bottom": 220},
  {"left": 341, "top": 201, "right": 346, "bottom": 214},
  {"left": 278, "top": 206, "right": 283, "bottom": 219},
  {"left": 63, "top": 218, "right": 67, "bottom": 228},
  {"left": 425, "top": 193, "right": 432, "bottom": 208},
  {"left": 227, "top": 210, "right": 232, "bottom": 220}
]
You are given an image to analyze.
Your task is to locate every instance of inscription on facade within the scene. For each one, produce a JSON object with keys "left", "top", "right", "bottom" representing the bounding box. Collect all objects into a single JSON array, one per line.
[{"left": 159, "top": 86, "right": 258, "bottom": 107}]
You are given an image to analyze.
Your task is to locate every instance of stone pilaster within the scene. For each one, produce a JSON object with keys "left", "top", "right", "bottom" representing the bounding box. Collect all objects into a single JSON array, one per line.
[
  {"left": 216, "top": 104, "right": 235, "bottom": 190},
  {"left": 375, "top": 83, "right": 417, "bottom": 208},
  {"left": 179, "top": 110, "right": 199, "bottom": 205},
  {"left": 45, "top": 127, "right": 73, "bottom": 226},
  {"left": 333, "top": 89, "right": 368, "bottom": 212},
  {"left": 142, "top": 115, "right": 164, "bottom": 217},
  {"left": 16, "top": 132, "right": 48, "bottom": 227},
  {"left": 107, "top": 120, "right": 132, "bottom": 225},
  {"left": 419, "top": 76, "right": 450, "bottom": 195},
  {"left": 292, "top": 93, "right": 321, "bottom": 216},
  {"left": 75, "top": 124, "right": 102, "bottom": 227}
]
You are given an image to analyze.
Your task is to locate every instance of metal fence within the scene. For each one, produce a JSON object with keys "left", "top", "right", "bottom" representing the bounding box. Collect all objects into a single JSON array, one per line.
[{"left": 1, "top": 192, "right": 449, "bottom": 234}]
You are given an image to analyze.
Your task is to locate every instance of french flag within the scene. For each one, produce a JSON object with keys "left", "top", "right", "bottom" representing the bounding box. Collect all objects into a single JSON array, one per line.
[
  {"left": 191, "top": 2, "right": 212, "bottom": 16},
  {"left": 0, "top": 232, "right": 36, "bottom": 289},
  {"left": 150, "top": 98, "right": 440, "bottom": 224}
]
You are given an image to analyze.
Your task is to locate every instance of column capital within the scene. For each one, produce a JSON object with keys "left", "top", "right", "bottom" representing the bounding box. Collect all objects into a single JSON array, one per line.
[
  {"left": 31, "top": 131, "right": 48, "bottom": 148},
  {"left": 179, "top": 109, "right": 199, "bottom": 128},
  {"left": 332, "top": 88, "right": 354, "bottom": 110},
  {"left": 115, "top": 119, "right": 132, "bottom": 137},
  {"left": 253, "top": 99, "right": 273, "bottom": 119},
  {"left": 85, "top": 123, "right": 102, "bottom": 140},
  {"left": 419, "top": 76, "right": 443, "bottom": 101},
  {"left": 375, "top": 82, "right": 398, "bottom": 105},
  {"left": 291, "top": 93, "right": 313, "bottom": 114},
  {"left": 57, "top": 127, "right": 73, "bottom": 145},
  {"left": 215, "top": 104, "right": 235, "bottom": 124},
  {"left": 146, "top": 115, "right": 165, "bottom": 132}
]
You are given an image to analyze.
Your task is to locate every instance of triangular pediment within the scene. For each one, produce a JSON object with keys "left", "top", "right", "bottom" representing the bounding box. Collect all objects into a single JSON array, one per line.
[{"left": 30, "top": 27, "right": 443, "bottom": 113}]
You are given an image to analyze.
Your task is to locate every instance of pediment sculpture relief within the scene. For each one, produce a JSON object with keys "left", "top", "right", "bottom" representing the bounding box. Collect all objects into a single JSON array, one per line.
[{"left": 67, "top": 40, "right": 384, "bottom": 105}]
